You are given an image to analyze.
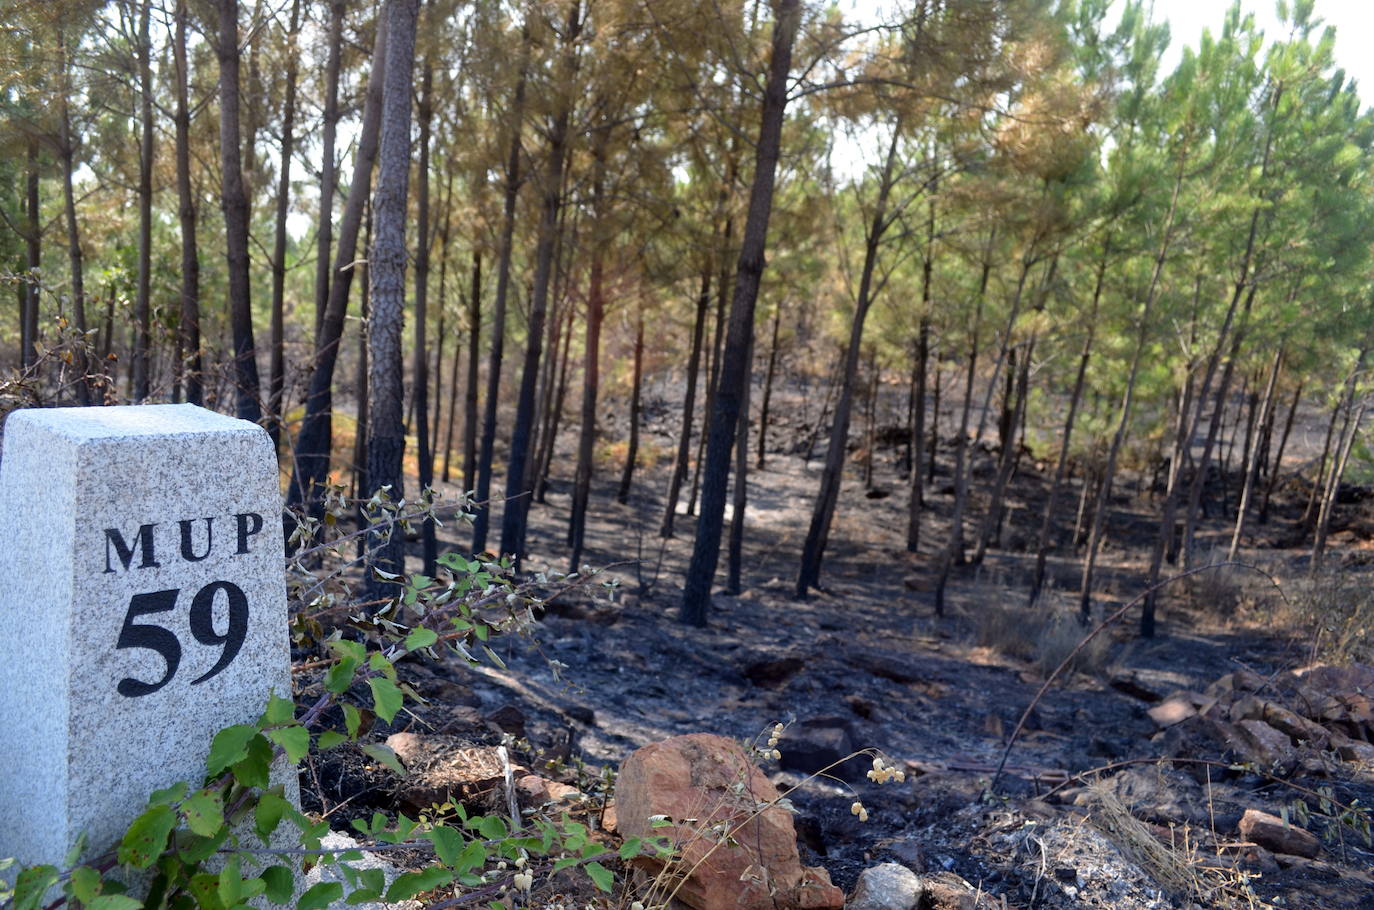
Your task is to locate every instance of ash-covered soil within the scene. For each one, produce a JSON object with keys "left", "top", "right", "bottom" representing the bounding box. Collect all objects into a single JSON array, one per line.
[{"left": 305, "top": 378, "right": 1374, "bottom": 909}]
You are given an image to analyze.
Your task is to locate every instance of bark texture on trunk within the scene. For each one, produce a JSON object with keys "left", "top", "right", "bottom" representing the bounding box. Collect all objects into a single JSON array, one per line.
[
  {"left": 681, "top": 0, "right": 800, "bottom": 625},
  {"left": 364, "top": 0, "right": 421, "bottom": 600},
  {"left": 216, "top": 0, "right": 263, "bottom": 422},
  {"left": 173, "top": 0, "right": 202, "bottom": 404}
]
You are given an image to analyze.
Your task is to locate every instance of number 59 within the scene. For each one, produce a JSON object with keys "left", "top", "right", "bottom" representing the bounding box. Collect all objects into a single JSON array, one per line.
[{"left": 114, "top": 581, "right": 249, "bottom": 697}]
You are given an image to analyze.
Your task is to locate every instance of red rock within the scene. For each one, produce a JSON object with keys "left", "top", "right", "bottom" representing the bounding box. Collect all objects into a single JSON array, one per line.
[
  {"left": 1235, "top": 720, "right": 1298, "bottom": 773},
  {"left": 515, "top": 774, "right": 581, "bottom": 807},
  {"left": 1147, "top": 694, "right": 1198, "bottom": 727},
  {"left": 616, "top": 733, "right": 844, "bottom": 910},
  {"left": 1238, "top": 809, "right": 1320, "bottom": 858}
]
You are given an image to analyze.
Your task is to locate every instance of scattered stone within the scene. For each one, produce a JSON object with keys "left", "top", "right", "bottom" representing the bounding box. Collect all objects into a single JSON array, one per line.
[
  {"left": 384, "top": 733, "right": 516, "bottom": 811},
  {"left": 566, "top": 705, "right": 596, "bottom": 726},
  {"left": 615, "top": 733, "right": 843, "bottom": 910},
  {"left": 743, "top": 655, "right": 806, "bottom": 688},
  {"left": 1148, "top": 695, "right": 1203, "bottom": 731},
  {"left": 1235, "top": 719, "right": 1298, "bottom": 773},
  {"left": 921, "top": 871, "right": 985, "bottom": 910},
  {"left": 778, "top": 716, "right": 861, "bottom": 782},
  {"left": 1238, "top": 808, "right": 1320, "bottom": 858},
  {"left": 1109, "top": 673, "right": 1163, "bottom": 703},
  {"left": 847, "top": 863, "right": 924, "bottom": 910},
  {"left": 431, "top": 704, "right": 487, "bottom": 735},
  {"left": 484, "top": 703, "right": 527, "bottom": 738},
  {"left": 514, "top": 773, "right": 580, "bottom": 807}
]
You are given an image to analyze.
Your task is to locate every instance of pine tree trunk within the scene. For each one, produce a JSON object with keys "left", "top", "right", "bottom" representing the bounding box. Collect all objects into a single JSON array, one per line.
[
  {"left": 173, "top": 0, "right": 202, "bottom": 405},
  {"left": 499, "top": 0, "right": 581, "bottom": 563},
  {"left": 727, "top": 336, "right": 754, "bottom": 595},
  {"left": 1029, "top": 248, "right": 1104, "bottom": 605},
  {"left": 364, "top": 0, "right": 420, "bottom": 600},
  {"left": 58, "top": 30, "right": 90, "bottom": 405},
  {"left": 534, "top": 302, "right": 575, "bottom": 502},
  {"left": 462, "top": 251, "right": 481, "bottom": 491},
  {"left": 215, "top": 0, "right": 263, "bottom": 422},
  {"left": 906, "top": 189, "right": 935, "bottom": 552},
  {"left": 933, "top": 228, "right": 994, "bottom": 615},
  {"left": 662, "top": 268, "right": 712, "bottom": 536},
  {"left": 267, "top": 0, "right": 302, "bottom": 447},
  {"left": 472, "top": 26, "right": 531, "bottom": 554},
  {"left": 1229, "top": 348, "right": 1282, "bottom": 560},
  {"left": 1260, "top": 381, "right": 1302, "bottom": 523},
  {"left": 1081, "top": 161, "right": 1184, "bottom": 622},
  {"left": 568, "top": 144, "right": 607, "bottom": 570},
  {"left": 617, "top": 312, "right": 645, "bottom": 504},
  {"left": 314, "top": 0, "right": 343, "bottom": 338},
  {"left": 133, "top": 0, "right": 154, "bottom": 401},
  {"left": 287, "top": 14, "right": 387, "bottom": 514},
  {"left": 412, "top": 47, "right": 436, "bottom": 576},
  {"left": 756, "top": 304, "right": 781, "bottom": 470},
  {"left": 681, "top": 0, "right": 800, "bottom": 625},
  {"left": 796, "top": 120, "right": 900, "bottom": 597},
  {"left": 21, "top": 139, "right": 39, "bottom": 371}
]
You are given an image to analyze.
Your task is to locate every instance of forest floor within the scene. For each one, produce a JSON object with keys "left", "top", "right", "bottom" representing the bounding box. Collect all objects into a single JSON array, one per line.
[{"left": 301, "top": 381, "right": 1374, "bottom": 910}]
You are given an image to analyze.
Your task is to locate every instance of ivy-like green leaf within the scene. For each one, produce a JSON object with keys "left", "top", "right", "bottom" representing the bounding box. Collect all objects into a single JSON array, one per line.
[
  {"left": 367, "top": 677, "right": 403, "bottom": 724},
  {"left": 206, "top": 726, "right": 259, "bottom": 777},
  {"left": 316, "top": 730, "right": 346, "bottom": 751},
  {"left": 343, "top": 704, "right": 363, "bottom": 739},
  {"left": 359, "top": 743, "right": 405, "bottom": 776},
  {"left": 260, "top": 694, "right": 296, "bottom": 726},
  {"left": 618, "top": 837, "right": 642, "bottom": 860},
  {"left": 186, "top": 872, "right": 225, "bottom": 910},
  {"left": 217, "top": 856, "right": 242, "bottom": 907},
  {"left": 86, "top": 897, "right": 144, "bottom": 910},
  {"left": 404, "top": 627, "right": 438, "bottom": 651},
  {"left": 254, "top": 791, "right": 292, "bottom": 843},
  {"left": 384, "top": 868, "right": 454, "bottom": 902},
  {"left": 585, "top": 861, "right": 613, "bottom": 893},
  {"left": 265, "top": 726, "right": 311, "bottom": 765},
  {"left": 118, "top": 805, "right": 177, "bottom": 869},
  {"left": 260, "top": 866, "right": 294, "bottom": 905},
  {"left": 232, "top": 734, "right": 274, "bottom": 789},
  {"left": 324, "top": 657, "right": 359, "bottom": 694},
  {"left": 476, "top": 815, "right": 508, "bottom": 840},
  {"left": 13, "top": 865, "right": 59, "bottom": 910},
  {"left": 181, "top": 791, "right": 224, "bottom": 837},
  {"left": 148, "top": 781, "right": 189, "bottom": 807},
  {"left": 427, "top": 826, "right": 463, "bottom": 866},
  {"left": 295, "top": 881, "right": 342, "bottom": 910},
  {"left": 69, "top": 865, "right": 102, "bottom": 903}
]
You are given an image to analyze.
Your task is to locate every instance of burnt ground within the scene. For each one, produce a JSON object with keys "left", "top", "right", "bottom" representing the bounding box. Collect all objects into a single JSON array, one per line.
[{"left": 299, "top": 376, "right": 1374, "bottom": 910}]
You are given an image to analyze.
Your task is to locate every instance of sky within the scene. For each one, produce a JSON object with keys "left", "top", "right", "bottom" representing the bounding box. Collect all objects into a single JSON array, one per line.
[
  {"left": 1136, "top": 0, "right": 1374, "bottom": 103},
  {"left": 842, "top": 0, "right": 1374, "bottom": 107}
]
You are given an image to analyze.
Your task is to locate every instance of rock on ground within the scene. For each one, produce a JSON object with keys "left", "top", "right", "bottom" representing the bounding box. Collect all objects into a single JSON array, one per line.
[
  {"left": 616, "top": 732, "right": 844, "bottom": 910},
  {"left": 846, "top": 863, "right": 923, "bottom": 910}
]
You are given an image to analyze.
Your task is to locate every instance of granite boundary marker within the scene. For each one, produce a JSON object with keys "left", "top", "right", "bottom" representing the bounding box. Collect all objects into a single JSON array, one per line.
[{"left": 0, "top": 403, "right": 298, "bottom": 875}]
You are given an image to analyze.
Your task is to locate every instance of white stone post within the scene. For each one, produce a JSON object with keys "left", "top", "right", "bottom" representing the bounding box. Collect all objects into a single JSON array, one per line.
[{"left": 0, "top": 404, "right": 295, "bottom": 871}]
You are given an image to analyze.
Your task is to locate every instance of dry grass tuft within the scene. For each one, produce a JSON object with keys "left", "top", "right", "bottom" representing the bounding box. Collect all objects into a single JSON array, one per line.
[
  {"left": 1280, "top": 568, "right": 1374, "bottom": 665},
  {"left": 973, "top": 602, "right": 1113, "bottom": 678}
]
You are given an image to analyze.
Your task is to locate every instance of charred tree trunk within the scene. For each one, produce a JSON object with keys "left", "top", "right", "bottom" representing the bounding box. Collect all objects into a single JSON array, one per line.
[
  {"left": 173, "top": 0, "right": 202, "bottom": 404},
  {"left": 617, "top": 311, "right": 645, "bottom": 504},
  {"left": 133, "top": 0, "right": 154, "bottom": 400},
  {"left": 1228, "top": 347, "right": 1282, "bottom": 560},
  {"left": 727, "top": 336, "right": 754, "bottom": 595},
  {"left": 681, "top": 0, "right": 800, "bottom": 625},
  {"left": 568, "top": 144, "right": 608, "bottom": 570},
  {"left": 796, "top": 120, "right": 900, "bottom": 597},
  {"left": 267, "top": 0, "right": 303, "bottom": 447},
  {"left": 462, "top": 251, "right": 481, "bottom": 492},
  {"left": 499, "top": 0, "right": 581, "bottom": 563},
  {"left": 215, "top": 0, "right": 264, "bottom": 422},
  {"left": 314, "top": 0, "right": 343, "bottom": 338},
  {"left": 412, "top": 46, "right": 436, "bottom": 576},
  {"left": 1260, "top": 380, "right": 1302, "bottom": 523},
  {"left": 756, "top": 304, "right": 781, "bottom": 470},
  {"left": 661, "top": 267, "right": 712, "bottom": 537},
  {"left": 363, "top": 0, "right": 420, "bottom": 600},
  {"left": 287, "top": 14, "right": 387, "bottom": 516},
  {"left": 58, "top": 30, "right": 90, "bottom": 405},
  {"left": 472, "top": 25, "right": 531, "bottom": 554}
]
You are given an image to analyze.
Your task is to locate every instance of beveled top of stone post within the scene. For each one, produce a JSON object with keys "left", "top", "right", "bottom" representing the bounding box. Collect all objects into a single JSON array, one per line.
[{"left": 6, "top": 402, "right": 255, "bottom": 441}]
